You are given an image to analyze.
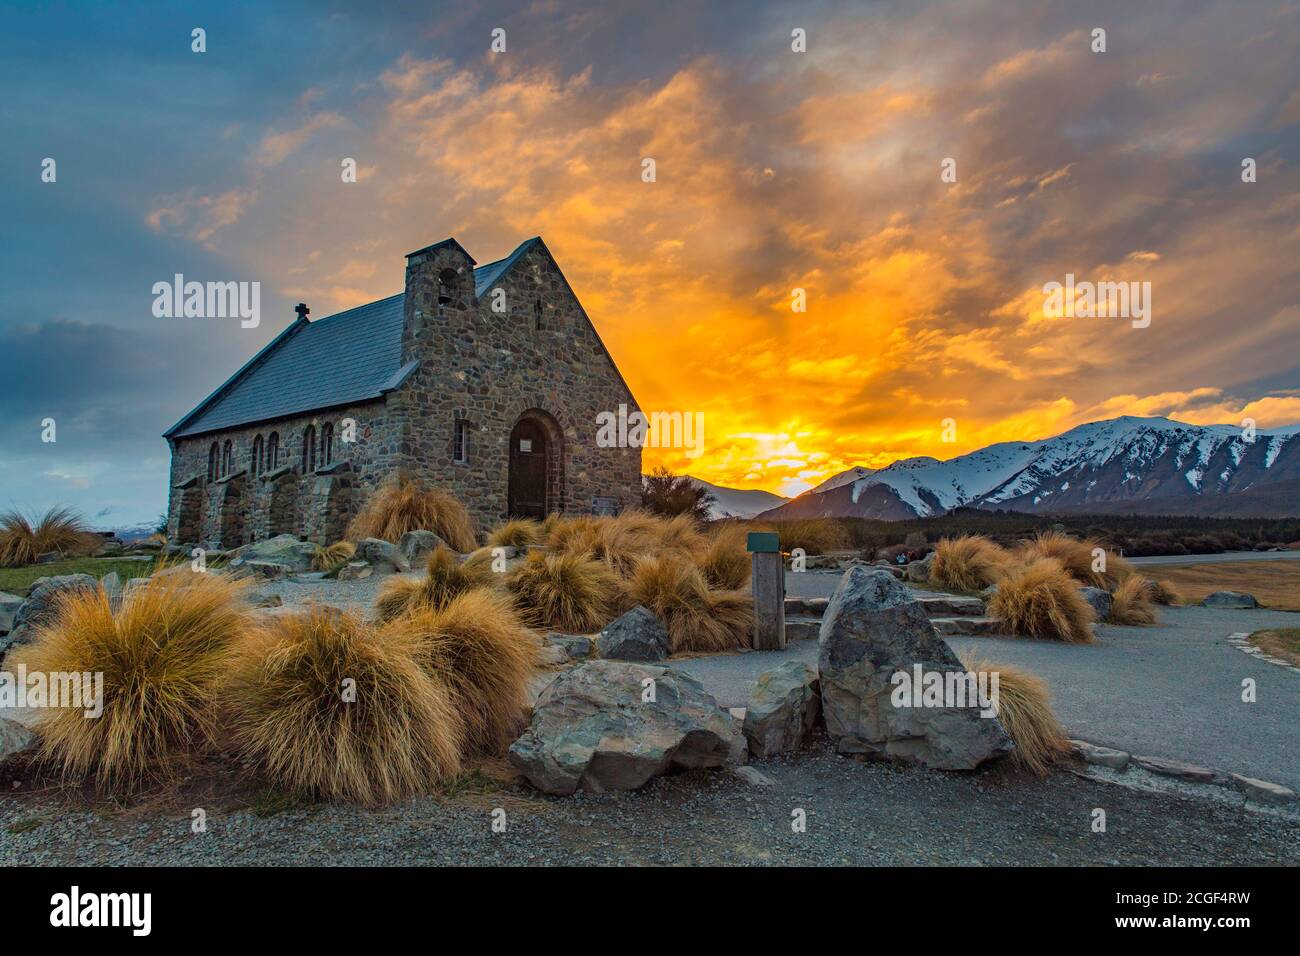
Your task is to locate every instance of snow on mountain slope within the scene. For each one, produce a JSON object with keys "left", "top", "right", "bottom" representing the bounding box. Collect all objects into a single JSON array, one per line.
[
  {"left": 807, "top": 465, "right": 877, "bottom": 495},
  {"left": 686, "top": 476, "right": 789, "bottom": 519},
  {"left": 758, "top": 416, "right": 1300, "bottom": 520}
]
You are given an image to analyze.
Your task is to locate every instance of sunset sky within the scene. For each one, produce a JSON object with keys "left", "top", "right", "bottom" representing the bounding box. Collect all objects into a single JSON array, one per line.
[{"left": 2, "top": 0, "right": 1299, "bottom": 525}]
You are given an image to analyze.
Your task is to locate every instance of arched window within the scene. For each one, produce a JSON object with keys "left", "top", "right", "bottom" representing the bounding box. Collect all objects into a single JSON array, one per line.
[
  {"left": 534, "top": 298, "right": 544, "bottom": 331},
  {"left": 252, "top": 434, "right": 264, "bottom": 476},
  {"left": 266, "top": 432, "right": 279, "bottom": 470},
  {"left": 221, "top": 440, "right": 233, "bottom": 476},
  {"left": 302, "top": 425, "right": 316, "bottom": 473},
  {"left": 208, "top": 442, "right": 219, "bottom": 482},
  {"left": 321, "top": 422, "right": 333, "bottom": 467},
  {"left": 437, "top": 267, "right": 457, "bottom": 305}
]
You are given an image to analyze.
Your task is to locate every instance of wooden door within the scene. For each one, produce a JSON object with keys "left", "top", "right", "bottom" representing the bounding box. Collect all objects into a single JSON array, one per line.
[{"left": 508, "top": 419, "right": 548, "bottom": 518}]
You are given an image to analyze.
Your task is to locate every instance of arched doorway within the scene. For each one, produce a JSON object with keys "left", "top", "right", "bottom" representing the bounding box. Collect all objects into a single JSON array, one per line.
[{"left": 508, "top": 418, "right": 549, "bottom": 518}]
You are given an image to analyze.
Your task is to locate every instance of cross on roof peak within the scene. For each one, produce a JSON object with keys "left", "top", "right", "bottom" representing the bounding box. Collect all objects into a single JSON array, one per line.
[{"left": 295, "top": 302, "right": 310, "bottom": 320}]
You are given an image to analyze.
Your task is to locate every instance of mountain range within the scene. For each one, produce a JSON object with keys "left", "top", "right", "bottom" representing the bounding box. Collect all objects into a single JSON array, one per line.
[{"left": 753, "top": 416, "right": 1300, "bottom": 521}]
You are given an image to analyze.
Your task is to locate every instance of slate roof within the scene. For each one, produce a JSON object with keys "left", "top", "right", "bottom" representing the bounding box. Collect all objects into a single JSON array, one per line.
[{"left": 165, "top": 237, "right": 542, "bottom": 440}]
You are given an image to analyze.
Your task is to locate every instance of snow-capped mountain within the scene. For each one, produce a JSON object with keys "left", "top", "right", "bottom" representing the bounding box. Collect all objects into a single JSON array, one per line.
[
  {"left": 757, "top": 416, "right": 1300, "bottom": 520},
  {"left": 807, "top": 465, "right": 876, "bottom": 495},
  {"left": 687, "top": 476, "right": 789, "bottom": 519}
]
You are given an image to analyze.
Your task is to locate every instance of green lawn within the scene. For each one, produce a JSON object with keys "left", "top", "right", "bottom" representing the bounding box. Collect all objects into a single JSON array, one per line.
[{"left": 0, "top": 556, "right": 158, "bottom": 596}]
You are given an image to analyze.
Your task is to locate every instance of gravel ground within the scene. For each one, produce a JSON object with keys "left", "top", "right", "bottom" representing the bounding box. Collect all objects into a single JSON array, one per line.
[{"left": 3, "top": 740, "right": 1296, "bottom": 866}]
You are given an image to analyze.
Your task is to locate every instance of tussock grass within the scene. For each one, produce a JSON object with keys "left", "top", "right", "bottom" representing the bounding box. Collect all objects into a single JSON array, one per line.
[
  {"left": 929, "top": 535, "right": 1012, "bottom": 593},
  {"left": 0, "top": 506, "right": 100, "bottom": 568},
  {"left": 225, "top": 605, "right": 464, "bottom": 805},
  {"left": 486, "top": 518, "right": 544, "bottom": 550},
  {"left": 628, "top": 553, "right": 753, "bottom": 653},
  {"left": 987, "top": 557, "right": 1095, "bottom": 643},
  {"left": 1143, "top": 577, "right": 1181, "bottom": 606},
  {"left": 1106, "top": 575, "right": 1157, "bottom": 626},
  {"left": 506, "top": 551, "right": 624, "bottom": 632},
  {"left": 745, "top": 519, "right": 850, "bottom": 555},
  {"left": 373, "top": 546, "right": 496, "bottom": 622},
  {"left": 10, "top": 572, "right": 252, "bottom": 789},
  {"left": 346, "top": 478, "right": 476, "bottom": 552},
  {"left": 961, "top": 653, "right": 1070, "bottom": 776},
  {"left": 698, "top": 524, "right": 751, "bottom": 590},
  {"left": 1018, "top": 531, "right": 1134, "bottom": 589},
  {"left": 405, "top": 589, "right": 539, "bottom": 753},
  {"left": 311, "top": 541, "right": 356, "bottom": 573}
]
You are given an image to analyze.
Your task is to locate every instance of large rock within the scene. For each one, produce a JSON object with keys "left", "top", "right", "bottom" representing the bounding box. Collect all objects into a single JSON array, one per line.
[
  {"left": 0, "top": 717, "right": 38, "bottom": 767},
  {"left": 1201, "top": 590, "right": 1258, "bottom": 609},
  {"left": 902, "top": 552, "right": 934, "bottom": 584},
  {"left": 337, "top": 561, "right": 373, "bottom": 581},
  {"left": 743, "top": 661, "right": 820, "bottom": 758},
  {"left": 227, "top": 534, "right": 317, "bottom": 574},
  {"left": 1079, "top": 586, "right": 1113, "bottom": 621},
  {"left": 596, "top": 605, "right": 671, "bottom": 662},
  {"left": 398, "top": 530, "right": 448, "bottom": 567},
  {"left": 2, "top": 574, "right": 98, "bottom": 656},
  {"left": 355, "top": 538, "right": 411, "bottom": 574},
  {"left": 817, "top": 566, "right": 1013, "bottom": 769},
  {"left": 509, "top": 659, "right": 747, "bottom": 795},
  {"left": 0, "top": 591, "right": 24, "bottom": 634}
]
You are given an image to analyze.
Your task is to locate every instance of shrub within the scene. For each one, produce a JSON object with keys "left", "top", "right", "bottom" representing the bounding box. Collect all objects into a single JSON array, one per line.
[
  {"left": 987, "top": 557, "right": 1095, "bottom": 643},
  {"left": 960, "top": 653, "right": 1070, "bottom": 776},
  {"left": 486, "top": 518, "right": 544, "bottom": 550},
  {"left": 767, "top": 519, "right": 851, "bottom": 555},
  {"left": 507, "top": 551, "right": 624, "bottom": 632},
  {"left": 546, "top": 515, "right": 601, "bottom": 556},
  {"left": 406, "top": 589, "right": 539, "bottom": 753},
  {"left": 346, "top": 478, "right": 476, "bottom": 552},
  {"left": 311, "top": 540, "right": 356, "bottom": 573},
  {"left": 10, "top": 571, "right": 251, "bottom": 789},
  {"left": 1018, "top": 531, "right": 1134, "bottom": 589},
  {"left": 1106, "top": 575, "right": 1157, "bottom": 625},
  {"left": 628, "top": 553, "right": 752, "bottom": 653},
  {"left": 0, "top": 506, "right": 99, "bottom": 567},
  {"left": 641, "top": 466, "right": 715, "bottom": 520},
  {"left": 698, "top": 524, "right": 751, "bottom": 590},
  {"left": 1143, "top": 577, "right": 1181, "bottom": 605},
  {"left": 225, "top": 605, "right": 464, "bottom": 805},
  {"left": 929, "top": 535, "right": 1012, "bottom": 593},
  {"left": 373, "top": 546, "right": 496, "bottom": 622}
]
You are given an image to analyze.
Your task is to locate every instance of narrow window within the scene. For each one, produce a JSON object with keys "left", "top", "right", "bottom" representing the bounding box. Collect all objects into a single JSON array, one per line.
[
  {"left": 266, "top": 432, "right": 279, "bottom": 470},
  {"left": 438, "top": 267, "right": 457, "bottom": 306},
  {"left": 302, "top": 425, "right": 317, "bottom": 473},
  {"left": 208, "top": 442, "right": 219, "bottom": 482},
  {"left": 321, "top": 422, "right": 333, "bottom": 467},
  {"left": 222, "top": 440, "right": 233, "bottom": 476},
  {"left": 453, "top": 418, "right": 469, "bottom": 464},
  {"left": 252, "top": 435, "right": 264, "bottom": 476},
  {"left": 534, "top": 298, "right": 544, "bottom": 331}
]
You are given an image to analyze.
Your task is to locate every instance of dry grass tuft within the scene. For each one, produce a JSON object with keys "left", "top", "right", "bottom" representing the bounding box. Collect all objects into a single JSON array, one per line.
[
  {"left": 1106, "top": 575, "right": 1158, "bottom": 625},
  {"left": 628, "top": 553, "right": 752, "bottom": 653},
  {"left": 506, "top": 550, "right": 624, "bottom": 632},
  {"left": 929, "top": 535, "right": 1012, "bottom": 593},
  {"left": 698, "top": 524, "right": 751, "bottom": 591},
  {"left": 346, "top": 478, "right": 476, "bottom": 552},
  {"left": 987, "top": 556, "right": 1096, "bottom": 643},
  {"left": 746, "top": 519, "right": 850, "bottom": 555},
  {"left": 960, "top": 653, "right": 1071, "bottom": 776},
  {"left": 311, "top": 540, "right": 356, "bottom": 573},
  {"left": 405, "top": 589, "right": 539, "bottom": 753},
  {"left": 373, "top": 547, "right": 497, "bottom": 622},
  {"left": 1143, "top": 577, "right": 1181, "bottom": 606},
  {"left": 486, "top": 518, "right": 544, "bottom": 550},
  {"left": 10, "top": 572, "right": 252, "bottom": 789},
  {"left": 0, "top": 506, "right": 100, "bottom": 567},
  {"left": 225, "top": 605, "right": 464, "bottom": 805},
  {"left": 1017, "top": 531, "right": 1134, "bottom": 589}
]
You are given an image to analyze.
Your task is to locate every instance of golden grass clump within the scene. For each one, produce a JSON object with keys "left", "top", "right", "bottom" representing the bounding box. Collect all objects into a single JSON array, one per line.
[
  {"left": 1106, "top": 575, "right": 1158, "bottom": 626},
  {"left": 1018, "top": 531, "right": 1135, "bottom": 589},
  {"left": 755, "top": 519, "right": 850, "bottom": 555},
  {"left": 0, "top": 506, "right": 100, "bottom": 567},
  {"left": 651, "top": 513, "right": 707, "bottom": 555},
  {"left": 506, "top": 550, "right": 624, "bottom": 633},
  {"left": 929, "top": 534, "right": 1012, "bottom": 593},
  {"left": 311, "top": 540, "right": 356, "bottom": 573},
  {"left": 987, "top": 556, "right": 1096, "bottom": 643},
  {"left": 373, "top": 546, "right": 496, "bottom": 622},
  {"left": 1143, "top": 577, "right": 1181, "bottom": 605},
  {"left": 486, "top": 518, "right": 544, "bottom": 550},
  {"left": 346, "top": 478, "right": 476, "bottom": 552},
  {"left": 698, "top": 524, "right": 751, "bottom": 591},
  {"left": 405, "top": 588, "right": 539, "bottom": 753},
  {"left": 628, "top": 553, "right": 753, "bottom": 653},
  {"left": 10, "top": 572, "right": 252, "bottom": 789},
  {"left": 961, "top": 653, "right": 1071, "bottom": 776},
  {"left": 224, "top": 605, "right": 464, "bottom": 805}
]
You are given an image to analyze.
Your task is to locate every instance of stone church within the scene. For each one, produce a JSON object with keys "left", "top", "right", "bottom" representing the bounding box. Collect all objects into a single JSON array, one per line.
[{"left": 164, "top": 237, "right": 643, "bottom": 548}]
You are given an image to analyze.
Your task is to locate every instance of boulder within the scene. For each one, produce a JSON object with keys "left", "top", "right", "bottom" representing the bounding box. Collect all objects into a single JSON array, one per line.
[
  {"left": 234, "top": 560, "right": 289, "bottom": 581},
  {"left": 398, "top": 530, "right": 448, "bottom": 567},
  {"left": 509, "top": 659, "right": 747, "bottom": 795},
  {"left": 0, "top": 717, "right": 38, "bottom": 767},
  {"left": 743, "top": 660, "right": 820, "bottom": 758},
  {"left": 337, "top": 561, "right": 373, "bottom": 581},
  {"left": 1201, "top": 591, "right": 1258, "bottom": 609},
  {"left": 0, "top": 591, "right": 24, "bottom": 634},
  {"left": 35, "top": 551, "right": 62, "bottom": 564},
  {"left": 2, "top": 574, "right": 98, "bottom": 656},
  {"left": 546, "top": 634, "right": 594, "bottom": 660},
  {"left": 596, "top": 605, "right": 671, "bottom": 662},
  {"left": 355, "top": 538, "right": 411, "bottom": 574},
  {"left": 817, "top": 566, "right": 1014, "bottom": 769},
  {"left": 903, "top": 552, "right": 934, "bottom": 584},
  {"left": 226, "top": 534, "right": 317, "bottom": 573},
  {"left": 1079, "top": 586, "right": 1113, "bottom": 621},
  {"left": 247, "top": 590, "right": 283, "bottom": 608}
]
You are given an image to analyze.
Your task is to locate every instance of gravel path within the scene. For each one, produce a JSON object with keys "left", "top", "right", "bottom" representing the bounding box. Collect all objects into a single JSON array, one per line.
[{"left": 2, "top": 740, "right": 1295, "bottom": 866}]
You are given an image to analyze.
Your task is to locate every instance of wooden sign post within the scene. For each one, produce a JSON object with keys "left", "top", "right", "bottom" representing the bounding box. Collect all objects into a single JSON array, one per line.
[{"left": 747, "top": 532, "right": 785, "bottom": 651}]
